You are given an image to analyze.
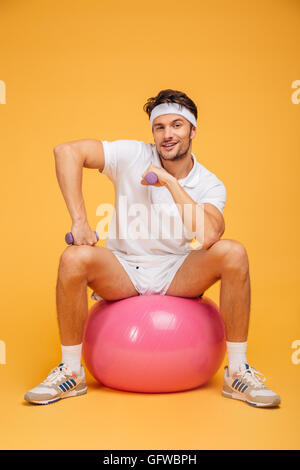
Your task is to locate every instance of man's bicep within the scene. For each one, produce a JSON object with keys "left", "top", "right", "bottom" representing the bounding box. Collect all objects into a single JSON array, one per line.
[
  {"left": 55, "top": 139, "right": 105, "bottom": 171},
  {"left": 203, "top": 203, "right": 225, "bottom": 237},
  {"left": 77, "top": 139, "right": 105, "bottom": 171}
]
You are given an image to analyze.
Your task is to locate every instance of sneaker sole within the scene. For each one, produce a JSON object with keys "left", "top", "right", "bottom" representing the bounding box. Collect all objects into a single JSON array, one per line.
[
  {"left": 222, "top": 390, "right": 280, "bottom": 408},
  {"left": 25, "top": 386, "right": 88, "bottom": 405}
]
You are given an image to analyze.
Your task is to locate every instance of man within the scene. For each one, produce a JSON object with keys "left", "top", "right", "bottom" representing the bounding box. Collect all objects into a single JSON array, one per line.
[{"left": 25, "top": 89, "right": 280, "bottom": 407}]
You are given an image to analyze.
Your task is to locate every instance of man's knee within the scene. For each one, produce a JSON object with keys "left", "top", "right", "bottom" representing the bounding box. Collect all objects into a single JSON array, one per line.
[
  {"left": 59, "top": 245, "right": 97, "bottom": 276},
  {"left": 212, "top": 239, "right": 249, "bottom": 273}
]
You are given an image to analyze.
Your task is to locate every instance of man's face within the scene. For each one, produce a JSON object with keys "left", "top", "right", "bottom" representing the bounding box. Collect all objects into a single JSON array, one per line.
[{"left": 152, "top": 113, "right": 196, "bottom": 162}]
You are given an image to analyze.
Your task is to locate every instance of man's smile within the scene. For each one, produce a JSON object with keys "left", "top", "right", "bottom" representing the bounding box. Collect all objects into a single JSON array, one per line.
[{"left": 161, "top": 142, "right": 178, "bottom": 150}]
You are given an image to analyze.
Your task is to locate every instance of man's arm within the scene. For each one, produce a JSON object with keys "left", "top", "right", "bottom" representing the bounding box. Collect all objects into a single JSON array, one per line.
[
  {"left": 165, "top": 177, "right": 225, "bottom": 250},
  {"left": 141, "top": 163, "right": 225, "bottom": 250},
  {"left": 53, "top": 139, "right": 105, "bottom": 245}
]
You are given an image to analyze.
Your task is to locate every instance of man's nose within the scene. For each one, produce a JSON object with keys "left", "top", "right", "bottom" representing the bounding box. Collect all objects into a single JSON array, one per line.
[{"left": 163, "top": 127, "right": 174, "bottom": 139}]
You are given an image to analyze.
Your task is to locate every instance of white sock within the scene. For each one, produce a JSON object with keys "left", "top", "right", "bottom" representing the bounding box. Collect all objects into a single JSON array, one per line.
[
  {"left": 61, "top": 343, "right": 82, "bottom": 375},
  {"left": 226, "top": 341, "right": 248, "bottom": 376}
]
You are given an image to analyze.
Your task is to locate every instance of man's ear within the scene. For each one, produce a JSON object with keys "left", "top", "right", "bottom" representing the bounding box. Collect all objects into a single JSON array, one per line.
[{"left": 190, "top": 125, "right": 197, "bottom": 140}]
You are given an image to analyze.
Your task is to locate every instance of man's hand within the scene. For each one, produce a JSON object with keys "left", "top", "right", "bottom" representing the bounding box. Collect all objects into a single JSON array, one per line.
[
  {"left": 70, "top": 220, "right": 98, "bottom": 246},
  {"left": 140, "top": 163, "right": 175, "bottom": 187}
]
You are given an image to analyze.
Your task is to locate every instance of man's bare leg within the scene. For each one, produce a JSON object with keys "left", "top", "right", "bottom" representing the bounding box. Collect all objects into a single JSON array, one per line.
[
  {"left": 165, "top": 239, "right": 280, "bottom": 406},
  {"left": 24, "top": 245, "right": 139, "bottom": 404},
  {"left": 165, "top": 239, "right": 250, "bottom": 341},
  {"left": 56, "top": 245, "right": 139, "bottom": 345}
]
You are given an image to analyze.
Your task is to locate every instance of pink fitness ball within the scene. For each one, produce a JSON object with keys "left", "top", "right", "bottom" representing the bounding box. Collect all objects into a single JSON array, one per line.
[{"left": 82, "top": 294, "right": 226, "bottom": 393}]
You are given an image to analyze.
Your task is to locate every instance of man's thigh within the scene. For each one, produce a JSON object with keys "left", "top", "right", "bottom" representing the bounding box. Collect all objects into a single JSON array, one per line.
[
  {"left": 165, "top": 240, "right": 227, "bottom": 297},
  {"left": 73, "top": 245, "right": 139, "bottom": 301}
]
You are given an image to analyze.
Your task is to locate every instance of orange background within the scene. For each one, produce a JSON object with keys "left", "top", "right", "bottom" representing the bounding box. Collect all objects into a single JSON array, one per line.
[{"left": 0, "top": 0, "right": 299, "bottom": 450}]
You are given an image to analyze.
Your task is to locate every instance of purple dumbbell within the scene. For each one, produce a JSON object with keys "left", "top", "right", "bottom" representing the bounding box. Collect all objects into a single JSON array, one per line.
[
  {"left": 65, "top": 231, "right": 99, "bottom": 245},
  {"left": 145, "top": 172, "right": 158, "bottom": 184}
]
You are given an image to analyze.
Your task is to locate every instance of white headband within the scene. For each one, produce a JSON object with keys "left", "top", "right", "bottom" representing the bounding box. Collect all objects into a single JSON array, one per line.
[{"left": 149, "top": 102, "right": 197, "bottom": 128}]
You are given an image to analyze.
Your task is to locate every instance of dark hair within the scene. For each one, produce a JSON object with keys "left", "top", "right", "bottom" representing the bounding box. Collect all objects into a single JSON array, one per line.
[{"left": 143, "top": 89, "right": 198, "bottom": 129}]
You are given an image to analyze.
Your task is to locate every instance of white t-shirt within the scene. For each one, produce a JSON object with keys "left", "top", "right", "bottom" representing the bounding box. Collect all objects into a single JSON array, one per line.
[{"left": 99, "top": 140, "right": 226, "bottom": 260}]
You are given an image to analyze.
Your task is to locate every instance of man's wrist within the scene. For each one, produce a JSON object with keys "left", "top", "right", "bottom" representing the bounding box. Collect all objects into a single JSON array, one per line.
[
  {"left": 72, "top": 216, "right": 88, "bottom": 224},
  {"left": 165, "top": 175, "right": 178, "bottom": 190}
]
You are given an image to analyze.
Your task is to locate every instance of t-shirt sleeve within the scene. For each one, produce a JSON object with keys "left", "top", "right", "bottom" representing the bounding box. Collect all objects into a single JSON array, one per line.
[
  {"left": 198, "top": 176, "right": 227, "bottom": 214},
  {"left": 100, "top": 139, "right": 145, "bottom": 182}
]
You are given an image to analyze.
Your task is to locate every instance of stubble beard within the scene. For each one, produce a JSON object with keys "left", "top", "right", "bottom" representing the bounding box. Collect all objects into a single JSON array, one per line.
[{"left": 158, "top": 138, "right": 192, "bottom": 163}]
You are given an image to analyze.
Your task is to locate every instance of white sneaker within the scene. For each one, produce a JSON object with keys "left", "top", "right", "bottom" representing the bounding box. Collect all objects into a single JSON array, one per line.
[
  {"left": 222, "top": 363, "right": 281, "bottom": 407},
  {"left": 24, "top": 363, "right": 87, "bottom": 405}
]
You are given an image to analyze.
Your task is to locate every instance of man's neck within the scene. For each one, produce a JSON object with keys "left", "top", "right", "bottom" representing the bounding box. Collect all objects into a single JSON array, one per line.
[{"left": 159, "top": 153, "right": 194, "bottom": 180}]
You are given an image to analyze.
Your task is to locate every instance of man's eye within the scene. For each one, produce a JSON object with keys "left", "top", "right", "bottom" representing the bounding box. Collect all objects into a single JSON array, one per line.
[{"left": 156, "top": 124, "right": 180, "bottom": 129}]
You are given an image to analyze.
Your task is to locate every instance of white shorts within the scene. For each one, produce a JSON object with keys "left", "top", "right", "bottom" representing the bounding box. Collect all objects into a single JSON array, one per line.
[{"left": 91, "top": 251, "right": 191, "bottom": 300}]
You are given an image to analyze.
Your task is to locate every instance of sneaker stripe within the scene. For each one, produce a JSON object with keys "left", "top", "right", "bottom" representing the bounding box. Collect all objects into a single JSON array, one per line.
[
  {"left": 237, "top": 382, "right": 246, "bottom": 392},
  {"left": 70, "top": 379, "right": 76, "bottom": 386},
  {"left": 232, "top": 379, "right": 239, "bottom": 388},
  {"left": 66, "top": 380, "right": 73, "bottom": 388},
  {"left": 234, "top": 380, "right": 241, "bottom": 390},
  {"left": 240, "top": 384, "right": 248, "bottom": 393},
  {"left": 59, "top": 384, "right": 67, "bottom": 392}
]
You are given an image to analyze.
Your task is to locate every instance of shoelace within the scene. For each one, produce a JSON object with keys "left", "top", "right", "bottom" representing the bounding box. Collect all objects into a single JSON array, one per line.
[
  {"left": 238, "top": 366, "right": 267, "bottom": 389},
  {"left": 41, "top": 365, "right": 72, "bottom": 386}
]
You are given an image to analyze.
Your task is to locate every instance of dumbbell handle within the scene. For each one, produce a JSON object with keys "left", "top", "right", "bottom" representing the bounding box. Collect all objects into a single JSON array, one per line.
[
  {"left": 145, "top": 172, "right": 158, "bottom": 185},
  {"left": 65, "top": 231, "right": 99, "bottom": 245}
]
